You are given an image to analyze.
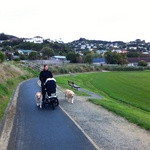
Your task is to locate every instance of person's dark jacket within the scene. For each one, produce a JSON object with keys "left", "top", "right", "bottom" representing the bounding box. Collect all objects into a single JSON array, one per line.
[{"left": 39, "top": 70, "right": 53, "bottom": 87}]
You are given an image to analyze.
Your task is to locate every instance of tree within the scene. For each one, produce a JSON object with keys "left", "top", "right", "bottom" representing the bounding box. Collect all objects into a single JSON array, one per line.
[
  {"left": 76, "top": 55, "right": 84, "bottom": 63},
  {"left": 28, "top": 52, "right": 39, "bottom": 60},
  {"left": 0, "top": 33, "right": 9, "bottom": 40},
  {"left": 105, "top": 52, "right": 127, "bottom": 65},
  {"left": 66, "top": 52, "right": 77, "bottom": 63},
  {"left": 105, "top": 52, "right": 119, "bottom": 64},
  {"left": 5, "top": 52, "right": 13, "bottom": 60},
  {"left": 126, "top": 52, "right": 140, "bottom": 57},
  {"left": 19, "top": 54, "right": 28, "bottom": 60},
  {"left": 0, "top": 51, "right": 6, "bottom": 63},
  {"left": 41, "top": 46, "right": 55, "bottom": 59},
  {"left": 14, "top": 50, "right": 19, "bottom": 55},
  {"left": 138, "top": 60, "right": 147, "bottom": 66},
  {"left": 84, "top": 53, "right": 94, "bottom": 64}
]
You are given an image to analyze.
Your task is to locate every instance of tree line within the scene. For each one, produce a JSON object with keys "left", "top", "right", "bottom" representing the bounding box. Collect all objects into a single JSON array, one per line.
[{"left": 0, "top": 33, "right": 148, "bottom": 66}]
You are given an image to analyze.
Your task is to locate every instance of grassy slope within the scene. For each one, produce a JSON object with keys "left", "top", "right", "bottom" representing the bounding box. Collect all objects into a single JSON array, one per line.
[
  {"left": 0, "top": 62, "right": 39, "bottom": 122},
  {"left": 55, "top": 71, "right": 150, "bottom": 130}
]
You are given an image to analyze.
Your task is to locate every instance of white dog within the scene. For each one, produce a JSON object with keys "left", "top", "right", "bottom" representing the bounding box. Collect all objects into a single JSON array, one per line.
[
  {"left": 65, "top": 89, "right": 75, "bottom": 103},
  {"left": 35, "top": 92, "right": 43, "bottom": 108}
]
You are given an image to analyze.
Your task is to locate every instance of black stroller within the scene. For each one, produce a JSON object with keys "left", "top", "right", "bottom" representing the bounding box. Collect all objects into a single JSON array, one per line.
[{"left": 42, "top": 78, "right": 59, "bottom": 109}]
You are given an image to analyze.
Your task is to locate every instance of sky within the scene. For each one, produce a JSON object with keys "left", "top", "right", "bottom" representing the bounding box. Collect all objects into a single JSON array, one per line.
[{"left": 1, "top": 0, "right": 150, "bottom": 43}]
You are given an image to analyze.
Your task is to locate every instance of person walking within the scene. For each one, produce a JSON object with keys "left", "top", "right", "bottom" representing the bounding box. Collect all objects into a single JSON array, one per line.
[{"left": 39, "top": 64, "right": 53, "bottom": 101}]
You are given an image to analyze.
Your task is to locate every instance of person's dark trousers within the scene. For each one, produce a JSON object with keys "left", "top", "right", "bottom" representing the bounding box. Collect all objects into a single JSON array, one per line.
[
  {"left": 42, "top": 87, "right": 46, "bottom": 101},
  {"left": 47, "top": 91, "right": 52, "bottom": 96}
]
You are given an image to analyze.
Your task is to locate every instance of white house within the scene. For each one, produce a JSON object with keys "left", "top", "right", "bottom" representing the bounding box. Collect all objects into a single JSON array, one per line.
[
  {"left": 111, "top": 49, "right": 122, "bottom": 53},
  {"left": 87, "top": 46, "right": 91, "bottom": 49},
  {"left": 23, "top": 36, "right": 43, "bottom": 43},
  {"left": 18, "top": 49, "right": 33, "bottom": 55},
  {"left": 96, "top": 50, "right": 107, "bottom": 54},
  {"left": 52, "top": 56, "right": 67, "bottom": 61},
  {"left": 32, "top": 36, "right": 43, "bottom": 43},
  {"left": 23, "top": 38, "right": 34, "bottom": 43},
  {"left": 81, "top": 45, "right": 86, "bottom": 49}
]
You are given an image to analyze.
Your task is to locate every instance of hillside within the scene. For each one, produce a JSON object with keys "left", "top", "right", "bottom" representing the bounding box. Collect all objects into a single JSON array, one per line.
[
  {"left": 0, "top": 62, "right": 25, "bottom": 83},
  {"left": 0, "top": 62, "right": 39, "bottom": 122},
  {"left": 0, "top": 33, "right": 18, "bottom": 40}
]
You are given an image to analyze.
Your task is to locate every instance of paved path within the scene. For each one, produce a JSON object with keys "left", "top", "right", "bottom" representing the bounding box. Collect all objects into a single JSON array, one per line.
[
  {"left": 78, "top": 88, "right": 103, "bottom": 99},
  {"left": 3, "top": 78, "right": 98, "bottom": 150}
]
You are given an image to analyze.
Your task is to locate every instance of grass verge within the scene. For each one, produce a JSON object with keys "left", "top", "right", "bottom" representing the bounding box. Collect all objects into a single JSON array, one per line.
[
  {"left": 0, "top": 62, "right": 39, "bottom": 122},
  {"left": 89, "top": 98, "right": 150, "bottom": 130},
  {"left": 55, "top": 72, "right": 150, "bottom": 130}
]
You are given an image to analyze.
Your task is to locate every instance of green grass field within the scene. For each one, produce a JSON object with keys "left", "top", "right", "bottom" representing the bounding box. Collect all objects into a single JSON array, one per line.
[{"left": 55, "top": 71, "right": 150, "bottom": 130}]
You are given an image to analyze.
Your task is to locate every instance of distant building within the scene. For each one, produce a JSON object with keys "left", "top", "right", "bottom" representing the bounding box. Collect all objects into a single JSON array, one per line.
[
  {"left": 51, "top": 56, "right": 69, "bottom": 64},
  {"left": 18, "top": 49, "right": 33, "bottom": 55},
  {"left": 52, "top": 56, "right": 66, "bottom": 60},
  {"left": 93, "top": 58, "right": 106, "bottom": 65},
  {"left": 23, "top": 36, "right": 43, "bottom": 43},
  {"left": 111, "top": 49, "right": 122, "bottom": 53},
  {"left": 96, "top": 50, "right": 107, "bottom": 54},
  {"left": 127, "top": 57, "right": 150, "bottom": 66},
  {"left": 33, "top": 36, "right": 43, "bottom": 43}
]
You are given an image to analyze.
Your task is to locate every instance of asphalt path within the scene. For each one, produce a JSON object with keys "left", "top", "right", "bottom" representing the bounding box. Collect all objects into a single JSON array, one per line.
[{"left": 8, "top": 78, "right": 97, "bottom": 150}]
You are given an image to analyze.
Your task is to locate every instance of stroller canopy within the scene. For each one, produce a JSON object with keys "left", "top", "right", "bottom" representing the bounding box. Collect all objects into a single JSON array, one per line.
[{"left": 45, "top": 78, "right": 56, "bottom": 95}]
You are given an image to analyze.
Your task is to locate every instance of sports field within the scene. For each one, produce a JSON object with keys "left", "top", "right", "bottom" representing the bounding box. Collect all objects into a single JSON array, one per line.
[{"left": 56, "top": 71, "right": 150, "bottom": 130}]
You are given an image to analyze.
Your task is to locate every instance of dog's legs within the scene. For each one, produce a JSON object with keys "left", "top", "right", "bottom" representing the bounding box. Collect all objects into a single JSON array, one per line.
[
  {"left": 71, "top": 97, "right": 74, "bottom": 103},
  {"left": 65, "top": 94, "right": 69, "bottom": 102},
  {"left": 68, "top": 97, "right": 70, "bottom": 103},
  {"left": 36, "top": 98, "right": 40, "bottom": 106},
  {"left": 65, "top": 94, "right": 66, "bottom": 100},
  {"left": 40, "top": 101, "right": 42, "bottom": 108},
  {"left": 37, "top": 102, "right": 40, "bottom": 106}
]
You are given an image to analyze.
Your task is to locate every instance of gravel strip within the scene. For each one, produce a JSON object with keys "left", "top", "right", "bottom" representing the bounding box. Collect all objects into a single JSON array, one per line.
[{"left": 57, "top": 86, "right": 150, "bottom": 150}]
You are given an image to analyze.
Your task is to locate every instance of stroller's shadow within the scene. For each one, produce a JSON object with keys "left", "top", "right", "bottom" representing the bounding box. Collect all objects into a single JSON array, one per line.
[{"left": 36, "top": 106, "right": 60, "bottom": 115}]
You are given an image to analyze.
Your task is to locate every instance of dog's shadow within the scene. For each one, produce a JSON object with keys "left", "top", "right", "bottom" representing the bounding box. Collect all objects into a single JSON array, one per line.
[{"left": 60, "top": 98, "right": 75, "bottom": 105}]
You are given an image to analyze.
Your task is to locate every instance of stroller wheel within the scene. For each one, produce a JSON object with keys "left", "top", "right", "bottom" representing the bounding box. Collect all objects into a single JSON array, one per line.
[
  {"left": 52, "top": 101, "right": 55, "bottom": 110},
  {"left": 56, "top": 99, "right": 59, "bottom": 106}
]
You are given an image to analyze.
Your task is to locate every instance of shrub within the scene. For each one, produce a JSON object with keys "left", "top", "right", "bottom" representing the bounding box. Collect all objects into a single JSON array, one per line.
[
  {"left": 101, "top": 65, "right": 144, "bottom": 71},
  {"left": 138, "top": 60, "right": 147, "bottom": 67},
  {"left": 0, "top": 51, "right": 6, "bottom": 63}
]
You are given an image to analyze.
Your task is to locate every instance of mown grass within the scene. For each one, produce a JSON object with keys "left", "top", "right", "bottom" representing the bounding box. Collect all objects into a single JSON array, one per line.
[
  {"left": 56, "top": 75, "right": 90, "bottom": 96},
  {"left": 55, "top": 71, "right": 150, "bottom": 130}
]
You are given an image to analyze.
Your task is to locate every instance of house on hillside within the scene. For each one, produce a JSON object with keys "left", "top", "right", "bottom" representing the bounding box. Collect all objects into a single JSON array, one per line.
[
  {"left": 18, "top": 49, "right": 33, "bottom": 55},
  {"left": 52, "top": 56, "right": 67, "bottom": 61},
  {"left": 33, "top": 36, "right": 43, "bottom": 43},
  {"left": 23, "top": 36, "right": 43, "bottom": 43},
  {"left": 96, "top": 50, "right": 107, "bottom": 54},
  {"left": 93, "top": 58, "right": 106, "bottom": 65},
  {"left": 52, "top": 56, "right": 69, "bottom": 64},
  {"left": 127, "top": 57, "right": 150, "bottom": 66},
  {"left": 23, "top": 38, "right": 34, "bottom": 43}
]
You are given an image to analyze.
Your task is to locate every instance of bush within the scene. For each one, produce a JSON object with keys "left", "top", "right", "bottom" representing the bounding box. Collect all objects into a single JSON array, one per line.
[
  {"left": 0, "top": 51, "right": 6, "bottom": 63},
  {"left": 101, "top": 65, "right": 144, "bottom": 71},
  {"left": 138, "top": 60, "right": 147, "bottom": 67}
]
